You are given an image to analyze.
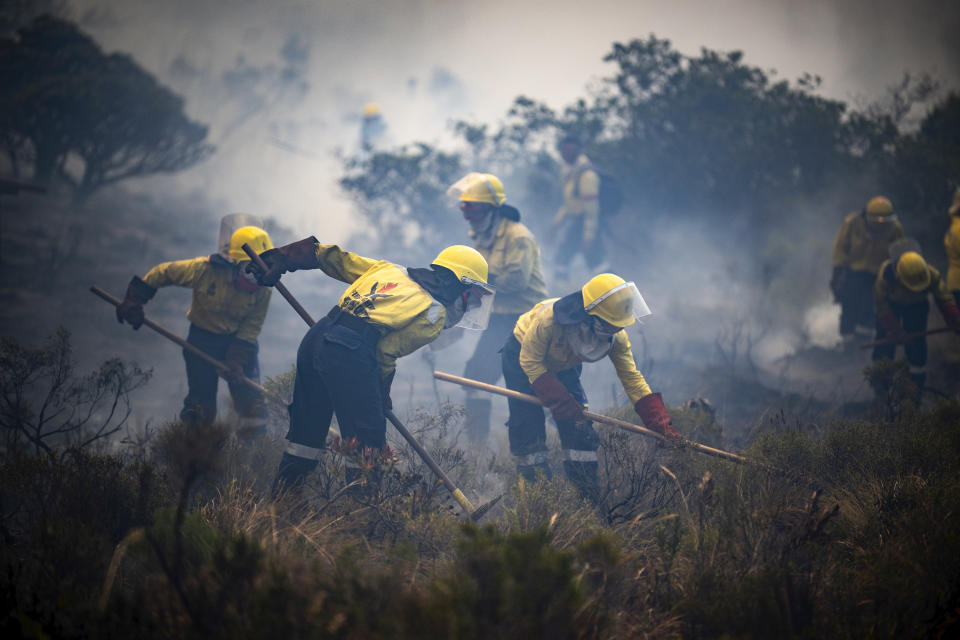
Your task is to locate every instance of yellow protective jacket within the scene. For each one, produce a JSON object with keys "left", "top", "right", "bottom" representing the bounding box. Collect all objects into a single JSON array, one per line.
[
  {"left": 142, "top": 255, "right": 272, "bottom": 343},
  {"left": 832, "top": 211, "right": 904, "bottom": 274},
  {"left": 479, "top": 217, "right": 548, "bottom": 314},
  {"left": 874, "top": 259, "right": 954, "bottom": 317},
  {"left": 945, "top": 214, "right": 960, "bottom": 293},
  {"left": 553, "top": 154, "right": 600, "bottom": 244},
  {"left": 314, "top": 244, "right": 446, "bottom": 380},
  {"left": 513, "top": 298, "right": 652, "bottom": 404}
]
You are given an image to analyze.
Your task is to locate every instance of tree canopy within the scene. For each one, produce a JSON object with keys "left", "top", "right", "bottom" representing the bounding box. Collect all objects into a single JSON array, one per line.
[{"left": 0, "top": 15, "right": 213, "bottom": 201}]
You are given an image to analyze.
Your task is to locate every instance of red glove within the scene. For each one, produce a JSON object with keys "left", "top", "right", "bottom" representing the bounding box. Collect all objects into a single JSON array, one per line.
[
  {"left": 634, "top": 393, "right": 682, "bottom": 441},
  {"left": 531, "top": 373, "right": 584, "bottom": 423},
  {"left": 940, "top": 303, "right": 960, "bottom": 333},
  {"left": 877, "top": 312, "right": 905, "bottom": 342},
  {"left": 223, "top": 340, "right": 255, "bottom": 384}
]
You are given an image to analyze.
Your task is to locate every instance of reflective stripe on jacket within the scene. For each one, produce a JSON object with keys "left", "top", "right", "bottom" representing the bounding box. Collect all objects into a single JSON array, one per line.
[
  {"left": 832, "top": 211, "right": 904, "bottom": 274},
  {"left": 874, "top": 259, "right": 954, "bottom": 317},
  {"left": 142, "top": 255, "right": 271, "bottom": 343},
  {"left": 945, "top": 215, "right": 960, "bottom": 292},
  {"left": 480, "top": 217, "right": 548, "bottom": 314},
  {"left": 315, "top": 244, "right": 446, "bottom": 379},
  {"left": 513, "top": 298, "right": 652, "bottom": 403}
]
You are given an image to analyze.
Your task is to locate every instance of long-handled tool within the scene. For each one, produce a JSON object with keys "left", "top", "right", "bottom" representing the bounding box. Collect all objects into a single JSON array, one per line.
[
  {"left": 90, "top": 285, "right": 286, "bottom": 406},
  {"left": 433, "top": 370, "right": 758, "bottom": 467},
  {"left": 860, "top": 326, "right": 954, "bottom": 349},
  {"left": 241, "top": 243, "right": 500, "bottom": 520}
]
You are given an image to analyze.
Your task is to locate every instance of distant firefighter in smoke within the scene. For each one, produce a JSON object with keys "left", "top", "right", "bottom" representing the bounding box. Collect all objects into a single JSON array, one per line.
[
  {"left": 115, "top": 215, "right": 274, "bottom": 440},
  {"left": 447, "top": 172, "right": 548, "bottom": 444},
  {"left": 831, "top": 196, "right": 905, "bottom": 348},
  {"left": 872, "top": 249, "right": 960, "bottom": 396}
]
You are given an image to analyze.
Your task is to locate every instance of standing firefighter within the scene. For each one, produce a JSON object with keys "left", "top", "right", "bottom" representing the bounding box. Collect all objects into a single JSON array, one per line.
[
  {"left": 831, "top": 196, "right": 905, "bottom": 346},
  {"left": 253, "top": 239, "right": 493, "bottom": 492},
  {"left": 448, "top": 172, "right": 548, "bottom": 443},
  {"left": 872, "top": 250, "right": 960, "bottom": 394},
  {"left": 552, "top": 136, "right": 608, "bottom": 281},
  {"left": 945, "top": 187, "right": 960, "bottom": 306},
  {"left": 116, "top": 224, "right": 274, "bottom": 440},
  {"left": 502, "top": 273, "right": 680, "bottom": 499}
]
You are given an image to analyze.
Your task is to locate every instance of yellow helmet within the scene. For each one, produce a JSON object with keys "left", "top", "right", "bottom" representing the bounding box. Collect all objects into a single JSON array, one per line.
[
  {"left": 582, "top": 273, "right": 652, "bottom": 328},
  {"left": 896, "top": 251, "right": 931, "bottom": 292},
  {"left": 456, "top": 173, "right": 506, "bottom": 207},
  {"left": 432, "top": 245, "right": 490, "bottom": 287},
  {"left": 228, "top": 226, "right": 273, "bottom": 262},
  {"left": 865, "top": 196, "right": 895, "bottom": 221},
  {"left": 362, "top": 102, "right": 381, "bottom": 119}
]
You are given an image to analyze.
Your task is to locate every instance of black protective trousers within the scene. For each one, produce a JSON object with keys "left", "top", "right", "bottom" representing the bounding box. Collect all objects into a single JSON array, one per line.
[
  {"left": 285, "top": 311, "right": 386, "bottom": 454},
  {"left": 500, "top": 335, "right": 599, "bottom": 457},
  {"left": 180, "top": 323, "right": 266, "bottom": 426},
  {"left": 838, "top": 269, "right": 877, "bottom": 336},
  {"left": 872, "top": 300, "right": 929, "bottom": 371}
]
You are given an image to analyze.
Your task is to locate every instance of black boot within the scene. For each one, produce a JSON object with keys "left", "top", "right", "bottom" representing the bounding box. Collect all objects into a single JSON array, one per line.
[
  {"left": 272, "top": 452, "right": 318, "bottom": 498},
  {"left": 465, "top": 396, "right": 492, "bottom": 444},
  {"left": 563, "top": 460, "right": 599, "bottom": 503}
]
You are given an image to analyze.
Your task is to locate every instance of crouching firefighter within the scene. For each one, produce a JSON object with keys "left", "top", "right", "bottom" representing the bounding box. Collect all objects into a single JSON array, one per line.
[
  {"left": 502, "top": 273, "right": 680, "bottom": 500},
  {"left": 116, "top": 225, "right": 274, "bottom": 440},
  {"left": 872, "top": 250, "right": 960, "bottom": 397},
  {"left": 253, "top": 239, "right": 493, "bottom": 494}
]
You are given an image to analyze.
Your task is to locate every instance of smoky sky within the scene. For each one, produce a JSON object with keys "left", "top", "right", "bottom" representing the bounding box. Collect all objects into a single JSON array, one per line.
[{"left": 58, "top": 0, "right": 959, "bottom": 240}]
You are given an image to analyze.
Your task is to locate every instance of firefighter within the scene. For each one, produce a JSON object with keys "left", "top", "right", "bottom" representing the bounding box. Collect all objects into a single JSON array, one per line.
[
  {"left": 448, "top": 172, "right": 548, "bottom": 443},
  {"left": 501, "top": 273, "right": 680, "bottom": 499},
  {"left": 551, "top": 136, "right": 608, "bottom": 281},
  {"left": 872, "top": 250, "right": 960, "bottom": 395},
  {"left": 831, "top": 196, "right": 905, "bottom": 346},
  {"left": 116, "top": 225, "right": 274, "bottom": 440},
  {"left": 945, "top": 187, "right": 960, "bottom": 307},
  {"left": 253, "top": 239, "right": 493, "bottom": 492}
]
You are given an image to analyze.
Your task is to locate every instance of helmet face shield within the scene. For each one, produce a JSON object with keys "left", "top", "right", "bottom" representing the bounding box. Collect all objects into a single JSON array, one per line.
[
  {"left": 446, "top": 172, "right": 506, "bottom": 207},
  {"left": 584, "top": 282, "right": 651, "bottom": 328},
  {"left": 453, "top": 278, "right": 495, "bottom": 330}
]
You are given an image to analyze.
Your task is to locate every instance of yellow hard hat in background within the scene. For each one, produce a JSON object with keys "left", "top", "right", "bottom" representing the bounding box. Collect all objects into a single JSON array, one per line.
[
  {"left": 455, "top": 173, "right": 507, "bottom": 207},
  {"left": 432, "top": 244, "right": 490, "bottom": 287},
  {"left": 865, "top": 196, "right": 895, "bottom": 221},
  {"left": 229, "top": 226, "right": 273, "bottom": 262},
  {"left": 362, "top": 102, "right": 382, "bottom": 119},
  {"left": 896, "top": 251, "right": 931, "bottom": 292},
  {"left": 582, "top": 273, "right": 651, "bottom": 328}
]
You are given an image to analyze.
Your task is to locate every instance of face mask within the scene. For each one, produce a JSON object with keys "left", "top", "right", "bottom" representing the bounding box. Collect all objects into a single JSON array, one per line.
[
  {"left": 235, "top": 262, "right": 260, "bottom": 292},
  {"left": 564, "top": 321, "right": 615, "bottom": 362},
  {"left": 443, "top": 295, "right": 466, "bottom": 329}
]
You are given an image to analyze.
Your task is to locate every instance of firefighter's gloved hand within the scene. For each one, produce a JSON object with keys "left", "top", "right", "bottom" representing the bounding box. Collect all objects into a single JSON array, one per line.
[
  {"left": 532, "top": 373, "right": 585, "bottom": 423},
  {"left": 877, "top": 312, "right": 906, "bottom": 342},
  {"left": 223, "top": 340, "right": 255, "bottom": 385},
  {"left": 941, "top": 303, "right": 960, "bottom": 333},
  {"left": 116, "top": 276, "right": 156, "bottom": 330},
  {"left": 634, "top": 392, "right": 682, "bottom": 442},
  {"left": 254, "top": 236, "right": 320, "bottom": 287},
  {"left": 829, "top": 266, "right": 845, "bottom": 302}
]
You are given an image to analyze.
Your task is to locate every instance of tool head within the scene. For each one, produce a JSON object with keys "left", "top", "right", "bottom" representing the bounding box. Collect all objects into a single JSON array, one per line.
[{"left": 469, "top": 493, "right": 503, "bottom": 522}]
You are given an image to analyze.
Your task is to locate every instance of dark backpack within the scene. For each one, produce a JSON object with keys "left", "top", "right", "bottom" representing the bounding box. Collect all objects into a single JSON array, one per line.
[{"left": 573, "top": 164, "right": 623, "bottom": 218}]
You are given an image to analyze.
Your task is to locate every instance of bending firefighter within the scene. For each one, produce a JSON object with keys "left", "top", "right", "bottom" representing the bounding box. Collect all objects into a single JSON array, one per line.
[
  {"left": 253, "top": 239, "right": 493, "bottom": 492},
  {"left": 502, "top": 273, "right": 680, "bottom": 499},
  {"left": 552, "top": 136, "right": 608, "bottom": 280},
  {"left": 831, "top": 196, "right": 905, "bottom": 345},
  {"left": 449, "top": 172, "right": 548, "bottom": 443},
  {"left": 116, "top": 225, "right": 274, "bottom": 440},
  {"left": 872, "top": 250, "right": 960, "bottom": 396}
]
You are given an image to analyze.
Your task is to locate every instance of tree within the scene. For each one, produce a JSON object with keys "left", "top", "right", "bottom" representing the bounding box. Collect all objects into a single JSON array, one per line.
[{"left": 0, "top": 15, "right": 213, "bottom": 201}]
